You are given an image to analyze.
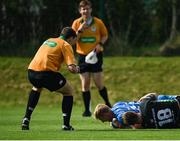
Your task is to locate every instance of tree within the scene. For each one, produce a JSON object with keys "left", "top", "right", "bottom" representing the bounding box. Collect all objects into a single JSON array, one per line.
[
  {"left": 160, "top": 0, "right": 179, "bottom": 56},
  {"left": 169, "top": 0, "right": 177, "bottom": 41}
]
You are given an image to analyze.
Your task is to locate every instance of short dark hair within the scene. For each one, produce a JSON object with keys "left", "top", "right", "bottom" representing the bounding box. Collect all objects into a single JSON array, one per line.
[
  {"left": 60, "top": 27, "right": 77, "bottom": 39},
  {"left": 79, "top": 0, "right": 92, "bottom": 8},
  {"left": 123, "top": 112, "right": 140, "bottom": 125}
]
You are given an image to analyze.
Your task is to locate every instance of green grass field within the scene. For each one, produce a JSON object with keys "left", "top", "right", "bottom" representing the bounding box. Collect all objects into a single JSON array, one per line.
[
  {"left": 1, "top": 56, "right": 180, "bottom": 140},
  {"left": 1, "top": 105, "right": 180, "bottom": 140}
]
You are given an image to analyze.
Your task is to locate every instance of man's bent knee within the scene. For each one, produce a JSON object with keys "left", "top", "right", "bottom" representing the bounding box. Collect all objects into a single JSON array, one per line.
[
  {"left": 56, "top": 82, "right": 74, "bottom": 96},
  {"left": 32, "top": 86, "right": 42, "bottom": 93}
]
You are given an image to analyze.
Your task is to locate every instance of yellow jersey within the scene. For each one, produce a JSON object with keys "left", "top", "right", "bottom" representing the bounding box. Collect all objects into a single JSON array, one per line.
[
  {"left": 28, "top": 37, "right": 76, "bottom": 72},
  {"left": 72, "top": 17, "right": 108, "bottom": 55}
]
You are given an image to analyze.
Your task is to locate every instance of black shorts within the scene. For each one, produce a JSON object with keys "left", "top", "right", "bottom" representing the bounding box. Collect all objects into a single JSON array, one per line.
[
  {"left": 28, "top": 69, "right": 66, "bottom": 91},
  {"left": 78, "top": 52, "right": 103, "bottom": 73}
]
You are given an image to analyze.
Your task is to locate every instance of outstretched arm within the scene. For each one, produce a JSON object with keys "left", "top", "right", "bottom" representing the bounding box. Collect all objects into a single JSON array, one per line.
[{"left": 138, "top": 93, "right": 157, "bottom": 102}]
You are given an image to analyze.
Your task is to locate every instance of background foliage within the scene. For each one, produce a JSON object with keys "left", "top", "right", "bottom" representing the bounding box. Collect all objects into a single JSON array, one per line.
[{"left": 1, "top": 0, "right": 180, "bottom": 56}]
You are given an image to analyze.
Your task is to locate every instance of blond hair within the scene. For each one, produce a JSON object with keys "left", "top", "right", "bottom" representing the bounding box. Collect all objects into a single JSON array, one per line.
[{"left": 94, "top": 104, "right": 111, "bottom": 120}]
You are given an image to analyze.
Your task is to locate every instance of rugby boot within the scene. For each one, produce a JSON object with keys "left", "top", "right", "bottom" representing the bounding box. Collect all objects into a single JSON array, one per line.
[
  {"left": 21, "top": 117, "right": 30, "bottom": 130},
  {"left": 62, "top": 125, "right": 74, "bottom": 131},
  {"left": 82, "top": 111, "right": 92, "bottom": 117}
]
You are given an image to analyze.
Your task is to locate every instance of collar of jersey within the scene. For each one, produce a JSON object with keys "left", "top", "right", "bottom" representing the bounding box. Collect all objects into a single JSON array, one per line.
[
  {"left": 59, "top": 35, "right": 65, "bottom": 40},
  {"left": 80, "top": 17, "right": 95, "bottom": 26}
]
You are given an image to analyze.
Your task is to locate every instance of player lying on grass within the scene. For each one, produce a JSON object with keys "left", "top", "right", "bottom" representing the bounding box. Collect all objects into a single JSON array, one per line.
[{"left": 94, "top": 93, "right": 180, "bottom": 129}]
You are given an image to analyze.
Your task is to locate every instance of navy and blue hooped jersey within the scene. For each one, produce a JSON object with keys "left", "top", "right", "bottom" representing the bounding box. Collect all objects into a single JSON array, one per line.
[
  {"left": 157, "top": 95, "right": 177, "bottom": 100},
  {"left": 111, "top": 95, "right": 178, "bottom": 127},
  {"left": 140, "top": 98, "right": 180, "bottom": 128}
]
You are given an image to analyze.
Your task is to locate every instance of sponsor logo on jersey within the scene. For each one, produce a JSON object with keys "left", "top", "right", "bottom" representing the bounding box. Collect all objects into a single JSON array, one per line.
[{"left": 80, "top": 37, "right": 96, "bottom": 43}]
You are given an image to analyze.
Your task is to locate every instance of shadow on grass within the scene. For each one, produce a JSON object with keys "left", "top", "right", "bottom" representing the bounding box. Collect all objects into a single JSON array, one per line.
[{"left": 76, "top": 128, "right": 179, "bottom": 132}]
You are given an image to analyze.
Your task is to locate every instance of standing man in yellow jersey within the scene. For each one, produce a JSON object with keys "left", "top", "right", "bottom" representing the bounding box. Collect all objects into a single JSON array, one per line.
[
  {"left": 21, "top": 27, "right": 79, "bottom": 131},
  {"left": 72, "top": 0, "right": 111, "bottom": 117}
]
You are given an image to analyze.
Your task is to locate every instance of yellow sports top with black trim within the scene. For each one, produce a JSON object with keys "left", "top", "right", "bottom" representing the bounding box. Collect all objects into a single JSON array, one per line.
[
  {"left": 72, "top": 17, "right": 108, "bottom": 55},
  {"left": 28, "top": 37, "right": 76, "bottom": 72}
]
